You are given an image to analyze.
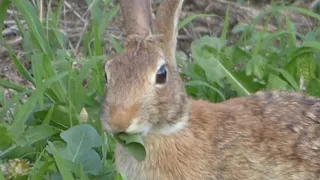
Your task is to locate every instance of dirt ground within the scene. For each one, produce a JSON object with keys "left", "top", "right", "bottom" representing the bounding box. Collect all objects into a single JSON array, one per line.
[{"left": 1, "top": 0, "right": 319, "bottom": 89}]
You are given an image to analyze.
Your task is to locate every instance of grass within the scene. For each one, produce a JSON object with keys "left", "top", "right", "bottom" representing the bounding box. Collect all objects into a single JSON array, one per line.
[{"left": 0, "top": 0, "right": 320, "bottom": 179}]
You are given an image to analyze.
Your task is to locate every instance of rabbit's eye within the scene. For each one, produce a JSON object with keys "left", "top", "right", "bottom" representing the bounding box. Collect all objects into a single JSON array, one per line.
[
  {"left": 104, "top": 72, "right": 108, "bottom": 83},
  {"left": 156, "top": 64, "right": 167, "bottom": 84}
]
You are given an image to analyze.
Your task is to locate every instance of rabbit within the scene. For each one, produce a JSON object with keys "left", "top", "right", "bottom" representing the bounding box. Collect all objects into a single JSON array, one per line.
[{"left": 99, "top": 0, "right": 320, "bottom": 179}]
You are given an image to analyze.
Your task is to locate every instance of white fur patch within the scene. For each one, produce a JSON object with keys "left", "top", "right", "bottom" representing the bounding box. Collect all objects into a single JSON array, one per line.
[
  {"left": 151, "top": 116, "right": 189, "bottom": 136},
  {"left": 125, "top": 117, "right": 152, "bottom": 136}
]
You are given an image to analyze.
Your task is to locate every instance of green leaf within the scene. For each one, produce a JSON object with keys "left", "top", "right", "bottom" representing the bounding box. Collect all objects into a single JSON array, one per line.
[
  {"left": 60, "top": 124, "right": 103, "bottom": 154},
  {"left": 0, "top": 80, "right": 27, "bottom": 92},
  {"left": 245, "top": 54, "right": 267, "bottom": 79},
  {"left": 111, "top": 38, "right": 124, "bottom": 53},
  {"left": 266, "top": 74, "right": 294, "bottom": 91},
  {"left": 24, "top": 124, "right": 60, "bottom": 145},
  {"left": 221, "top": 5, "right": 230, "bottom": 41},
  {"left": 0, "top": 171, "right": 4, "bottom": 180},
  {"left": 191, "top": 36, "right": 251, "bottom": 96},
  {"left": 185, "top": 80, "right": 226, "bottom": 101},
  {"left": 59, "top": 124, "right": 103, "bottom": 175},
  {"left": 10, "top": 91, "right": 42, "bottom": 139},
  {"left": 47, "top": 142, "right": 75, "bottom": 180},
  {"left": 12, "top": 0, "right": 54, "bottom": 59},
  {"left": 114, "top": 133, "right": 146, "bottom": 161},
  {"left": 0, "top": 124, "right": 14, "bottom": 151},
  {"left": 0, "top": 0, "right": 11, "bottom": 41},
  {"left": 306, "top": 79, "right": 320, "bottom": 96}
]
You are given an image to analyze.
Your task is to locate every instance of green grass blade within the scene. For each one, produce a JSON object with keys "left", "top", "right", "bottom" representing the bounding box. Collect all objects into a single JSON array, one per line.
[
  {"left": 221, "top": 5, "right": 230, "bottom": 41},
  {"left": 47, "top": 142, "right": 75, "bottom": 180},
  {"left": 4, "top": 44, "right": 35, "bottom": 85},
  {"left": 10, "top": 91, "right": 41, "bottom": 138},
  {"left": 111, "top": 38, "right": 124, "bottom": 53},
  {"left": 12, "top": 0, "right": 54, "bottom": 59},
  {"left": 0, "top": 0, "right": 11, "bottom": 41},
  {"left": 99, "top": 4, "right": 120, "bottom": 36},
  {"left": 0, "top": 80, "right": 27, "bottom": 92},
  {"left": 0, "top": 170, "right": 4, "bottom": 180}
]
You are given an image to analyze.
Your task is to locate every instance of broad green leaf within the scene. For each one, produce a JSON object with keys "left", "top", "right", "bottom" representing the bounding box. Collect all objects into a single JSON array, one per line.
[
  {"left": 306, "top": 79, "right": 320, "bottom": 96},
  {"left": 47, "top": 142, "right": 75, "bottom": 180},
  {"left": 0, "top": 125, "right": 14, "bottom": 151},
  {"left": 50, "top": 140, "right": 102, "bottom": 175},
  {"left": 24, "top": 124, "right": 60, "bottom": 145},
  {"left": 114, "top": 133, "right": 146, "bottom": 161},
  {"left": 191, "top": 36, "right": 251, "bottom": 96},
  {"left": 266, "top": 74, "right": 294, "bottom": 91},
  {"left": 0, "top": 171, "right": 4, "bottom": 180},
  {"left": 60, "top": 124, "right": 103, "bottom": 154},
  {"left": 59, "top": 124, "right": 103, "bottom": 174}
]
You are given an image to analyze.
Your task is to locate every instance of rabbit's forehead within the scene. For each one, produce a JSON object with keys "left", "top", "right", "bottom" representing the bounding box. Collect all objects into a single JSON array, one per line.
[{"left": 107, "top": 50, "right": 164, "bottom": 75}]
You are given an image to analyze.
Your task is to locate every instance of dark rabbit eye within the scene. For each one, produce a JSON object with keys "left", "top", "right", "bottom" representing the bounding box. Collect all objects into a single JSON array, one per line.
[
  {"left": 156, "top": 64, "right": 167, "bottom": 84},
  {"left": 104, "top": 72, "right": 108, "bottom": 83}
]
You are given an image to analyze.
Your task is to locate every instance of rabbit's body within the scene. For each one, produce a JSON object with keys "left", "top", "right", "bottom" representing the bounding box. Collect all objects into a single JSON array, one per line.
[
  {"left": 100, "top": 0, "right": 320, "bottom": 179},
  {"left": 116, "top": 91, "right": 320, "bottom": 180}
]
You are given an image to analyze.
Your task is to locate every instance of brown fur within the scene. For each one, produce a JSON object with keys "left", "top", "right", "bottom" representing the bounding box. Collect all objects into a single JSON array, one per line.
[{"left": 100, "top": 0, "right": 320, "bottom": 179}]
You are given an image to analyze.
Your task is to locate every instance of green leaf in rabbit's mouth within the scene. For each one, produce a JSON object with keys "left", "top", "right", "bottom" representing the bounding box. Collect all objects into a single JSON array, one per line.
[{"left": 114, "top": 133, "right": 146, "bottom": 161}]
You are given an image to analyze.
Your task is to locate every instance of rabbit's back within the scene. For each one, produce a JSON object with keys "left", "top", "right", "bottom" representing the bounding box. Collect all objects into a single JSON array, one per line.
[{"left": 205, "top": 91, "right": 320, "bottom": 179}]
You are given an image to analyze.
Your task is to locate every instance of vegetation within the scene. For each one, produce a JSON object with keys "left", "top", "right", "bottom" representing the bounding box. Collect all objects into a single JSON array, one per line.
[{"left": 0, "top": 0, "right": 320, "bottom": 179}]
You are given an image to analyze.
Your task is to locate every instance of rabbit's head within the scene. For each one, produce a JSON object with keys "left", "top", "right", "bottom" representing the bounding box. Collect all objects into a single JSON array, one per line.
[{"left": 100, "top": 0, "right": 189, "bottom": 136}]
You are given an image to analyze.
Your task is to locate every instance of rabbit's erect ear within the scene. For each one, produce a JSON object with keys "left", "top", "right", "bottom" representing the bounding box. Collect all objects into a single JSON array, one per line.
[
  {"left": 120, "top": 0, "right": 153, "bottom": 37},
  {"left": 153, "top": 0, "right": 184, "bottom": 65}
]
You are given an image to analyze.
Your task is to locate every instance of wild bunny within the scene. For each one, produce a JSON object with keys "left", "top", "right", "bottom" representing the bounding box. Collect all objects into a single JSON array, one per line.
[{"left": 100, "top": 0, "right": 320, "bottom": 179}]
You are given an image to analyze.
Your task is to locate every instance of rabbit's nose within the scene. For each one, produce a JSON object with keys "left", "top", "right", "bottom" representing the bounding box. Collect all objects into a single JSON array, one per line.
[{"left": 108, "top": 105, "right": 138, "bottom": 133}]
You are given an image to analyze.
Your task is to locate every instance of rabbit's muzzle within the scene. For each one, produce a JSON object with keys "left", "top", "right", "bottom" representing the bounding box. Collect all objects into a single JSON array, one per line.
[{"left": 101, "top": 104, "right": 140, "bottom": 134}]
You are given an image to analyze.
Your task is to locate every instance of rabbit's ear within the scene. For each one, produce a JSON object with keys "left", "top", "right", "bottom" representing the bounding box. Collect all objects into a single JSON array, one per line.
[
  {"left": 153, "top": 0, "right": 184, "bottom": 65},
  {"left": 120, "top": 0, "right": 153, "bottom": 37}
]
